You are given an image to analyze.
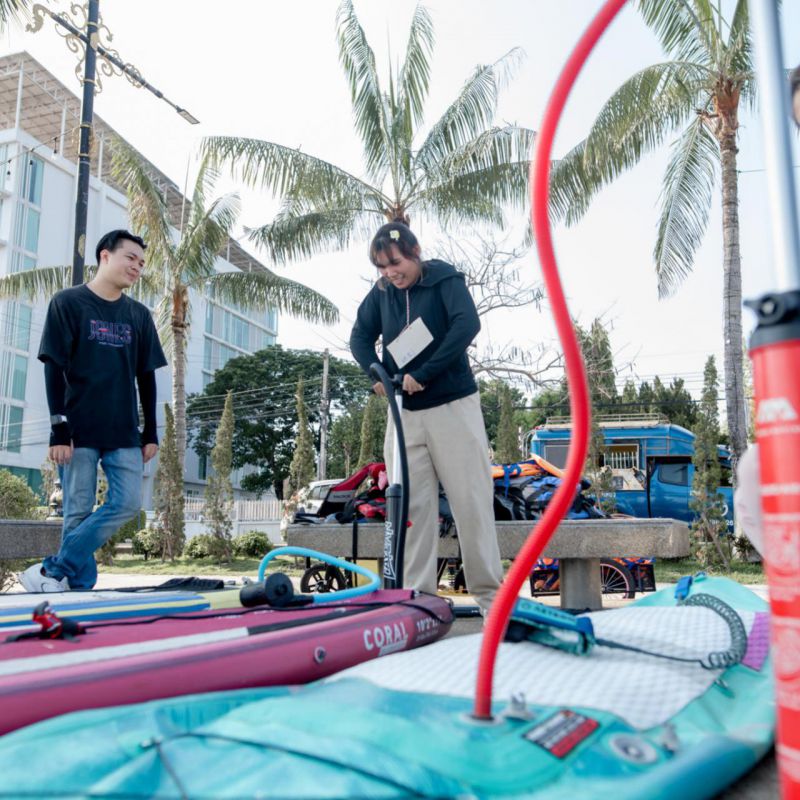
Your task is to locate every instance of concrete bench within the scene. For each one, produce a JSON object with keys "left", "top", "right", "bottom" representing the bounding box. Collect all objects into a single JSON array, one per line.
[
  {"left": 0, "top": 519, "right": 62, "bottom": 559},
  {"left": 286, "top": 518, "right": 690, "bottom": 610}
]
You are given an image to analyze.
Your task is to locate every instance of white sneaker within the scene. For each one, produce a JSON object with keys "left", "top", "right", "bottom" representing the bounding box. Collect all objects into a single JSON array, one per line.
[{"left": 17, "top": 563, "right": 69, "bottom": 593}]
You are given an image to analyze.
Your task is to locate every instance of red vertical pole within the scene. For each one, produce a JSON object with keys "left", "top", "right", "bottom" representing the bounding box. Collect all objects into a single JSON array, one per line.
[
  {"left": 749, "top": 0, "right": 800, "bottom": 794},
  {"left": 750, "top": 303, "right": 800, "bottom": 797}
]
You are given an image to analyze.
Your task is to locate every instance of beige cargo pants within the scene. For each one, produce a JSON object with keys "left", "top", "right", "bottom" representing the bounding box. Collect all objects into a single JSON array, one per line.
[{"left": 383, "top": 391, "right": 504, "bottom": 613}]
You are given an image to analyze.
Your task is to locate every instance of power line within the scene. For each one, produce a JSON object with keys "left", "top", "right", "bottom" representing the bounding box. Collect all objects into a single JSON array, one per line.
[
  {"left": 187, "top": 376, "right": 324, "bottom": 404},
  {"left": 0, "top": 126, "right": 83, "bottom": 175}
]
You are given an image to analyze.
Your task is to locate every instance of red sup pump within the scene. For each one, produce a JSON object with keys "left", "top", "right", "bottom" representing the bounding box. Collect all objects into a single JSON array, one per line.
[{"left": 749, "top": 2, "right": 800, "bottom": 795}]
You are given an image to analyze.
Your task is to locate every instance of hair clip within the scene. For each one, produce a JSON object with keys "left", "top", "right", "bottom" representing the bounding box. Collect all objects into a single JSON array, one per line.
[{"left": 389, "top": 230, "right": 400, "bottom": 240}]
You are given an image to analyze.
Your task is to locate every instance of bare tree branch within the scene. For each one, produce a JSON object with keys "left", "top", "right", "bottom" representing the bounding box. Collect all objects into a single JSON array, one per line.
[{"left": 432, "top": 232, "right": 556, "bottom": 390}]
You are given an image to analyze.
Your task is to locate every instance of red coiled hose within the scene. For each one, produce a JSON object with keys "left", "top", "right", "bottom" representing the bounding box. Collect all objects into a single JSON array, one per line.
[{"left": 473, "top": 0, "right": 629, "bottom": 720}]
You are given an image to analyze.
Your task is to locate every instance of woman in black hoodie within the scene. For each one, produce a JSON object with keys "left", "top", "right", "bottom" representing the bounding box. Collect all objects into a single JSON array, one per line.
[{"left": 350, "top": 222, "right": 503, "bottom": 613}]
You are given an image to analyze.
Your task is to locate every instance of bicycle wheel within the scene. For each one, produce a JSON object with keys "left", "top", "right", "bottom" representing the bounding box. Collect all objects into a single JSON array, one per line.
[
  {"left": 300, "top": 562, "right": 347, "bottom": 593},
  {"left": 599, "top": 558, "right": 636, "bottom": 600}
]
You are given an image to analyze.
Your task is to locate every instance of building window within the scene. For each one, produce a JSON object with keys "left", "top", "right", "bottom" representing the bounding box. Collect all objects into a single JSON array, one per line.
[
  {"left": 11, "top": 155, "right": 44, "bottom": 281},
  {"left": 0, "top": 302, "right": 31, "bottom": 351},
  {"left": 23, "top": 209, "right": 39, "bottom": 253},
  {"left": 11, "top": 354, "right": 26, "bottom": 401},
  {"left": 0, "top": 403, "right": 23, "bottom": 453},
  {"left": 0, "top": 349, "right": 27, "bottom": 401},
  {"left": 198, "top": 455, "right": 207, "bottom": 480},
  {"left": 23, "top": 156, "right": 43, "bottom": 205}
]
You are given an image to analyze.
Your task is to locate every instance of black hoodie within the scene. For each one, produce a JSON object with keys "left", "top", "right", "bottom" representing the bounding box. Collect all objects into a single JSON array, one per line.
[{"left": 350, "top": 259, "right": 479, "bottom": 411}]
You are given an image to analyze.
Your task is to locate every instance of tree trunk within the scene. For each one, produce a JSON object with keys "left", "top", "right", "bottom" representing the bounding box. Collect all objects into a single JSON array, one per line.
[
  {"left": 171, "top": 314, "right": 187, "bottom": 476},
  {"left": 718, "top": 120, "right": 748, "bottom": 478}
]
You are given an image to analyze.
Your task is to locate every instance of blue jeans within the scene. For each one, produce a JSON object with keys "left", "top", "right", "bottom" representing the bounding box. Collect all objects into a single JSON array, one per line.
[{"left": 44, "top": 447, "right": 143, "bottom": 590}]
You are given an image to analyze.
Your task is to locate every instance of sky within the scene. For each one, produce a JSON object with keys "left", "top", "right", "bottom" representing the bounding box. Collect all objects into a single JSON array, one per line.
[{"left": 2, "top": 0, "right": 799, "bottom": 404}]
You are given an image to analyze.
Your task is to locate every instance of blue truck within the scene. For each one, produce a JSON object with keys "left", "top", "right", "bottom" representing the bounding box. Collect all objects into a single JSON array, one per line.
[{"left": 525, "top": 415, "right": 734, "bottom": 528}]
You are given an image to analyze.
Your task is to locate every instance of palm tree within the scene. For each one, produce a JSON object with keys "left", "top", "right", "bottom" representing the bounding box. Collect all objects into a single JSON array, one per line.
[
  {"left": 201, "top": 0, "right": 535, "bottom": 265},
  {"left": 548, "top": 0, "right": 755, "bottom": 470},
  {"left": 0, "top": 140, "right": 338, "bottom": 472}
]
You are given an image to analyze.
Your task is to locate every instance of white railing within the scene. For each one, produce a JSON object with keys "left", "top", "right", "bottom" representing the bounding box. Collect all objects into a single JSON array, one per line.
[
  {"left": 183, "top": 497, "right": 282, "bottom": 523},
  {"left": 605, "top": 450, "right": 639, "bottom": 469}
]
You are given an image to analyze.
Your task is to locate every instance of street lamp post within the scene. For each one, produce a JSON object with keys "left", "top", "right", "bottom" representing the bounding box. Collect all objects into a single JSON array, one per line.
[{"left": 27, "top": 1, "right": 200, "bottom": 285}]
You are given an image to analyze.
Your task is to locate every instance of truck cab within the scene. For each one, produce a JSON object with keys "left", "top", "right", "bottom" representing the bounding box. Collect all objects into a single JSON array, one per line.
[{"left": 525, "top": 415, "right": 734, "bottom": 529}]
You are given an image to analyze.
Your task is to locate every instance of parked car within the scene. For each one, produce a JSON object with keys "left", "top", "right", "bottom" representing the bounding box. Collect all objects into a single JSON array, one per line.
[{"left": 301, "top": 479, "right": 344, "bottom": 515}]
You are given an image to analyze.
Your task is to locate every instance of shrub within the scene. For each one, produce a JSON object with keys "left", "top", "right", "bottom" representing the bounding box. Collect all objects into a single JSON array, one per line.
[
  {"left": 0, "top": 470, "right": 39, "bottom": 519},
  {"left": 97, "top": 510, "right": 146, "bottom": 566},
  {"left": 132, "top": 528, "right": 165, "bottom": 560},
  {"left": 232, "top": 531, "right": 272, "bottom": 558},
  {"left": 183, "top": 533, "right": 226, "bottom": 560}
]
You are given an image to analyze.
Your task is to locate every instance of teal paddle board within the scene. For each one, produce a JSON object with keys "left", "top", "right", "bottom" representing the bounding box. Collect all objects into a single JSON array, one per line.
[{"left": 0, "top": 576, "right": 773, "bottom": 799}]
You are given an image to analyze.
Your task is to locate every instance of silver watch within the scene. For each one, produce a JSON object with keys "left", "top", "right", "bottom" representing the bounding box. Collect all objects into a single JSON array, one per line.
[{"left": 50, "top": 414, "right": 68, "bottom": 425}]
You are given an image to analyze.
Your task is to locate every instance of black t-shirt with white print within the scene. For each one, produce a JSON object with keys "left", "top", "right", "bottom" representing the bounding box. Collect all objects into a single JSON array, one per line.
[{"left": 38, "top": 285, "right": 168, "bottom": 450}]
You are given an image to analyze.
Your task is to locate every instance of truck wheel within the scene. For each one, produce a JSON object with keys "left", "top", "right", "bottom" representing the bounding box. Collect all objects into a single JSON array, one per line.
[
  {"left": 300, "top": 562, "right": 347, "bottom": 593},
  {"left": 600, "top": 559, "right": 636, "bottom": 600}
]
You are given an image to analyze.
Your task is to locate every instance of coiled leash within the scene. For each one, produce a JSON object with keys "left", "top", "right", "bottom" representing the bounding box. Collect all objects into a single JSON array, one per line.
[{"left": 506, "top": 577, "right": 747, "bottom": 671}]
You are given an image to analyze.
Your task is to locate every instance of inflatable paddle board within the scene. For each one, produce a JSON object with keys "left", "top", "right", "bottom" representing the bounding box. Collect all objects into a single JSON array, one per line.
[
  {"left": 0, "top": 589, "right": 452, "bottom": 734},
  {"left": 0, "top": 577, "right": 771, "bottom": 799},
  {"left": 0, "top": 589, "right": 215, "bottom": 629}
]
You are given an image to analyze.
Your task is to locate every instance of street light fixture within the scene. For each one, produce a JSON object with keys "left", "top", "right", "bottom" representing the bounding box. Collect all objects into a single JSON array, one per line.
[{"left": 176, "top": 108, "right": 201, "bottom": 126}]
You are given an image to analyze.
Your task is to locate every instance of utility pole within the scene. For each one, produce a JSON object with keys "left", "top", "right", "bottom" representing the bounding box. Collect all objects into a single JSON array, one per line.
[
  {"left": 318, "top": 349, "right": 330, "bottom": 480},
  {"left": 71, "top": 0, "right": 99, "bottom": 286}
]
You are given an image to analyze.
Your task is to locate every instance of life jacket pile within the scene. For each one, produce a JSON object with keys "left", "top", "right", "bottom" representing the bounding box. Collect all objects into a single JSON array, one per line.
[
  {"left": 296, "top": 456, "right": 605, "bottom": 527},
  {"left": 492, "top": 458, "right": 607, "bottom": 522}
]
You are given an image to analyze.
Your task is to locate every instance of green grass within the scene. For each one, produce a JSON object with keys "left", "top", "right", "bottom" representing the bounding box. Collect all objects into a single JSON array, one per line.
[
  {"left": 653, "top": 557, "right": 766, "bottom": 585},
  {"left": 98, "top": 553, "right": 305, "bottom": 578}
]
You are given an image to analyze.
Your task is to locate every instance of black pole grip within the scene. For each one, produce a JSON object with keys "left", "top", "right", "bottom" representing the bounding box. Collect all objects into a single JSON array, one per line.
[{"left": 369, "top": 362, "right": 409, "bottom": 587}]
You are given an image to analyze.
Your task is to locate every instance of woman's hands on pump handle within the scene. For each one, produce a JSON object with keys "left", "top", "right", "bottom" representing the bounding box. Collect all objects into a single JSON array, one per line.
[{"left": 372, "top": 374, "right": 425, "bottom": 397}]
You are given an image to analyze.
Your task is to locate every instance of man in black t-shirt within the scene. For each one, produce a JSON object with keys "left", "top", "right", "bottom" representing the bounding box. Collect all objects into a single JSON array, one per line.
[{"left": 18, "top": 230, "right": 168, "bottom": 592}]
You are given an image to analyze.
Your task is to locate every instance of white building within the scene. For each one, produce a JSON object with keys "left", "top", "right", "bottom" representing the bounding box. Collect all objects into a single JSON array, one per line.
[{"left": 0, "top": 52, "right": 278, "bottom": 505}]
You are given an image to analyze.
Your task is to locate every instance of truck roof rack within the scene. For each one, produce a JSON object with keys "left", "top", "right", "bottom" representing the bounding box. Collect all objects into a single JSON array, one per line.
[{"left": 541, "top": 413, "right": 668, "bottom": 429}]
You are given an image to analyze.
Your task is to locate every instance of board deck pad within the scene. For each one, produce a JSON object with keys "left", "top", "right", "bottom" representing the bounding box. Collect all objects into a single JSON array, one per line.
[{"left": 329, "top": 604, "right": 766, "bottom": 730}]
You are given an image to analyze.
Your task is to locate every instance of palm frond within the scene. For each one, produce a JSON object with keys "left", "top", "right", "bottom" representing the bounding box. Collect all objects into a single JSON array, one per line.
[
  {"left": 175, "top": 192, "right": 241, "bottom": 282},
  {"left": 416, "top": 49, "right": 524, "bottom": 173},
  {"left": 419, "top": 126, "right": 534, "bottom": 221},
  {"left": 398, "top": 4, "right": 434, "bottom": 131},
  {"left": 203, "top": 270, "right": 339, "bottom": 326},
  {"left": 0, "top": 0, "right": 25, "bottom": 26},
  {"left": 151, "top": 294, "right": 174, "bottom": 355},
  {"left": 725, "top": 0, "right": 754, "bottom": 76},
  {"left": 247, "top": 205, "right": 378, "bottom": 264},
  {"left": 637, "top": 0, "right": 717, "bottom": 65},
  {"left": 0, "top": 265, "right": 73, "bottom": 300},
  {"left": 549, "top": 61, "right": 705, "bottom": 224},
  {"left": 584, "top": 61, "right": 709, "bottom": 172},
  {"left": 548, "top": 140, "right": 595, "bottom": 225},
  {"left": 108, "top": 137, "right": 173, "bottom": 266},
  {"left": 336, "top": 0, "right": 392, "bottom": 179},
  {"left": 415, "top": 179, "right": 505, "bottom": 229},
  {"left": 653, "top": 116, "right": 718, "bottom": 297},
  {"left": 187, "top": 155, "right": 222, "bottom": 231},
  {"left": 201, "top": 136, "right": 380, "bottom": 208}
]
